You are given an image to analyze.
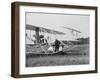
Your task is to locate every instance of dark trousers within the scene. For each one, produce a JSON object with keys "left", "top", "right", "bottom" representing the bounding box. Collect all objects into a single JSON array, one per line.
[{"left": 55, "top": 45, "right": 59, "bottom": 52}]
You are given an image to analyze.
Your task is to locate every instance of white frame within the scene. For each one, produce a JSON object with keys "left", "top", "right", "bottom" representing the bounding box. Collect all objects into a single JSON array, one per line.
[{"left": 20, "top": 6, "right": 95, "bottom": 74}]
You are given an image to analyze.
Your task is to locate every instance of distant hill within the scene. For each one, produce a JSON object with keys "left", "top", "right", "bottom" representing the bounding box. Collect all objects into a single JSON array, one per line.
[{"left": 62, "top": 37, "right": 89, "bottom": 45}]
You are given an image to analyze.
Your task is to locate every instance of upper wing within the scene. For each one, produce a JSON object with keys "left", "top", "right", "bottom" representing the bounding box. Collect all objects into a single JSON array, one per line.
[{"left": 26, "top": 24, "right": 65, "bottom": 35}]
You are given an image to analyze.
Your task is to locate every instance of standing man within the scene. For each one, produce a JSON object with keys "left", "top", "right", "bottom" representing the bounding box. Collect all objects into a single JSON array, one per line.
[{"left": 54, "top": 39, "right": 61, "bottom": 52}]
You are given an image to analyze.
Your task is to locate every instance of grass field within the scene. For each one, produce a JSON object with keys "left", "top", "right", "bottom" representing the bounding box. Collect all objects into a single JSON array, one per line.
[{"left": 26, "top": 44, "right": 90, "bottom": 67}]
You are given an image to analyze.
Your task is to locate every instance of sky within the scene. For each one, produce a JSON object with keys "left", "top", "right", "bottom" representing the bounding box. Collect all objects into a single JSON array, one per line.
[{"left": 26, "top": 12, "right": 90, "bottom": 41}]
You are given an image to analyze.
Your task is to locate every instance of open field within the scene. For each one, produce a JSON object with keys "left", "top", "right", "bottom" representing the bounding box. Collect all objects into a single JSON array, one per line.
[{"left": 26, "top": 44, "right": 89, "bottom": 67}]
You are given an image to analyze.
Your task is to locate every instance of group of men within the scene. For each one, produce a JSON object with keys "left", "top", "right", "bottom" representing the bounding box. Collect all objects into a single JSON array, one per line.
[{"left": 48, "top": 39, "right": 64, "bottom": 53}]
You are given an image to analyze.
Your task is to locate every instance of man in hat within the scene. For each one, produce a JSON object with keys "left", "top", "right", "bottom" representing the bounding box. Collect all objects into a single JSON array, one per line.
[{"left": 54, "top": 39, "right": 61, "bottom": 52}]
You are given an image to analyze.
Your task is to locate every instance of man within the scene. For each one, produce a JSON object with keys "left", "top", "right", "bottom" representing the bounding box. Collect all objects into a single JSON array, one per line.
[{"left": 54, "top": 39, "right": 61, "bottom": 52}]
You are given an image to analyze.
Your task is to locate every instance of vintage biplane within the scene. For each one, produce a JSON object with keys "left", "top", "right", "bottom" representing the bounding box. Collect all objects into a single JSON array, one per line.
[{"left": 26, "top": 24, "right": 81, "bottom": 54}]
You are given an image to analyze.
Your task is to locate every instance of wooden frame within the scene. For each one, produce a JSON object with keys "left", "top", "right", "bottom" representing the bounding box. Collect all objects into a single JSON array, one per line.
[{"left": 11, "top": 2, "right": 98, "bottom": 78}]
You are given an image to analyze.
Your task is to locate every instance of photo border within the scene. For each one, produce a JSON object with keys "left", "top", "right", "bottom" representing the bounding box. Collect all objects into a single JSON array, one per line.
[{"left": 11, "top": 2, "right": 98, "bottom": 78}]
